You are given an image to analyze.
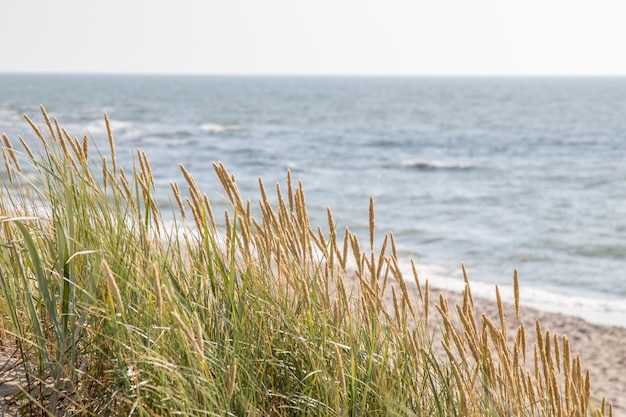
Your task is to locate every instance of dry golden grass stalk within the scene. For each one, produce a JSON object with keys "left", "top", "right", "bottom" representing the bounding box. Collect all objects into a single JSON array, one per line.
[
  {"left": 18, "top": 135, "right": 35, "bottom": 161},
  {"left": 423, "top": 279, "right": 429, "bottom": 327},
  {"left": 458, "top": 309, "right": 482, "bottom": 364},
  {"left": 333, "top": 344, "right": 347, "bottom": 395},
  {"left": 584, "top": 369, "right": 591, "bottom": 411},
  {"left": 138, "top": 150, "right": 155, "bottom": 189},
  {"left": 448, "top": 344, "right": 469, "bottom": 412},
  {"left": 53, "top": 116, "right": 67, "bottom": 148},
  {"left": 106, "top": 164, "right": 129, "bottom": 206},
  {"left": 185, "top": 196, "right": 202, "bottom": 232},
  {"left": 338, "top": 226, "right": 349, "bottom": 270},
  {"left": 461, "top": 263, "right": 475, "bottom": 315},
  {"left": 519, "top": 321, "right": 527, "bottom": 364},
  {"left": 554, "top": 333, "right": 561, "bottom": 374},
  {"left": 224, "top": 210, "right": 233, "bottom": 251},
  {"left": 392, "top": 257, "right": 417, "bottom": 321},
  {"left": 152, "top": 263, "right": 162, "bottom": 311},
  {"left": 213, "top": 162, "right": 246, "bottom": 216},
  {"left": 513, "top": 268, "right": 520, "bottom": 320},
  {"left": 1, "top": 144, "right": 14, "bottom": 184},
  {"left": 495, "top": 285, "right": 506, "bottom": 339},
  {"left": 102, "top": 156, "right": 108, "bottom": 192},
  {"left": 23, "top": 114, "right": 46, "bottom": 145},
  {"left": 59, "top": 127, "right": 82, "bottom": 171},
  {"left": 116, "top": 167, "right": 130, "bottom": 198},
  {"left": 60, "top": 138, "right": 79, "bottom": 174},
  {"left": 369, "top": 195, "right": 375, "bottom": 251},
  {"left": 39, "top": 105, "right": 57, "bottom": 143},
  {"left": 391, "top": 285, "right": 401, "bottom": 326},
  {"left": 102, "top": 259, "right": 125, "bottom": 315},
  {"left": 225, "top": 359, "right": 237, "bottom": 400},
  {"left": 389, "top": 232, "right": 398, "bottom": 268},
  {"left": 2, "top": 133, "right": 21, "bottom": 172},
  {"left": 376, "top": 234, "right": 388, "bottom": 277},
  {"left": 286, "top": 169, "right": 294, "bottom": 212},
  {"left": 179, "top": 164, "right": 201, "bottom": 206},
  {"left": 104, "top": 113, "right": 117, "bottom": 176},
  {"left": 410, "top": 259, "right": 423, "bottom": 301},
  {"left": 203, "top": 194, "right": 217, "bottom": 231},
  {"left": 170, "top": 181, "right": 186, "bottom": 220},
  {"left": 82, "top": 135, "right": 89, "bottom": 160}
]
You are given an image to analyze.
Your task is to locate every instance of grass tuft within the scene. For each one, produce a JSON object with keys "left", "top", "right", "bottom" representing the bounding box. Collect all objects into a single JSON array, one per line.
[{"left": 0, "top": 108, "right": 613, "bottom": 416}]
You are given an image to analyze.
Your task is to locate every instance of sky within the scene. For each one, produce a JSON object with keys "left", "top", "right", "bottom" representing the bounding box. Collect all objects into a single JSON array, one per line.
[{"left": 2, "top": 0, "right": 626, "bottom": 76}]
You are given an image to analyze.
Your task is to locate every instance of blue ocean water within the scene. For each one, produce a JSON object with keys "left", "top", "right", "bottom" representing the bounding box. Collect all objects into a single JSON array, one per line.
[{"left": 1, "top": 74, "right": 625, "bottom": 326}]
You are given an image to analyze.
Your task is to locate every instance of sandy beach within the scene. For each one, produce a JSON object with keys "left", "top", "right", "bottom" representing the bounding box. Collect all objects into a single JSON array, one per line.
[{"left": 434, "top": 285, "right": 626, "bottom": 414}]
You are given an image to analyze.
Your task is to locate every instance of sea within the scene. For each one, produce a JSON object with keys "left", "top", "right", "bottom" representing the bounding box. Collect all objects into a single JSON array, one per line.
[{"left": 1, "top": 74, "right": 625, "bottom": 327}]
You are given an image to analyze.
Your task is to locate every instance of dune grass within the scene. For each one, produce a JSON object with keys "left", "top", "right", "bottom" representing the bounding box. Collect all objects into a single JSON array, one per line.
[{"left": 0, "top": 107, "right": 614, "bottom": 416}]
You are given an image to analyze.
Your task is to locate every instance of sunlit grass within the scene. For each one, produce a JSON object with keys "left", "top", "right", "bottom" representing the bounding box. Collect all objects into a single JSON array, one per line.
[{"left": 0, "top": 107, "right": 613, "bottom": 416}]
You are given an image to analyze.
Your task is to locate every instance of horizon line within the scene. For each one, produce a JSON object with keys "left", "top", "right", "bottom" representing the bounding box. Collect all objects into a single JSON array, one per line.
[{"left": 3, "top": 70, "right": 626, "bottom": 78}]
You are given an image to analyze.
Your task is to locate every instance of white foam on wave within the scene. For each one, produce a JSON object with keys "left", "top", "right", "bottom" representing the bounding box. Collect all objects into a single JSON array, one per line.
[
  {"left": 0, "top": 106, "right": 23, "bottom": 129},
  {"left": 402, "top": 159, "right": 476, "bottom": 171},
  {"left": 199, "top": 123, "right": 243, "bottom": 133},
  {"left": 83, "top": 118, "right": 141, "bottom": 139},
  {"left": 399, "top": 259, "right": 626, "bottom": 328}
]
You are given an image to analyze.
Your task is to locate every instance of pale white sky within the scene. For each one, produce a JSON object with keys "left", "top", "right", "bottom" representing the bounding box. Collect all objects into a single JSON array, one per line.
[{"left": 2, "top": 0, "right": 625, "bottom": 76}]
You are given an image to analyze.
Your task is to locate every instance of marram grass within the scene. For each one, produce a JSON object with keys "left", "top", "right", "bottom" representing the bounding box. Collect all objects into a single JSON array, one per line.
[{"left": 0, "top": 107, "right": 614, "bottom": 416}]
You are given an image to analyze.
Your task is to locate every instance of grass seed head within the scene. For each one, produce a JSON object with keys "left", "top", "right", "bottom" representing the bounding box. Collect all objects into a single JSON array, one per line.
[{"left": 102, "top": 259, "right": 125, "bottom": 315}]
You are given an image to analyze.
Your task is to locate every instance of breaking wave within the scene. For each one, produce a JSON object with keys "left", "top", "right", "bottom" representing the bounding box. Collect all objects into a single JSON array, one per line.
[
  {"left": 199, "top": 123, "right": 243, "bottom": 133},
  {"left": 402, "top": 159, "right": 476, "bottom": 171},
  {"left": 83, "top": 118, "right": 141, "bottom": 139}
]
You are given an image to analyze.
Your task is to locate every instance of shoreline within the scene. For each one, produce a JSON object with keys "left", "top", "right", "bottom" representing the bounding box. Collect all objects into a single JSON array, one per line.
[{"left": 409, "top": 262, "right": 626, "bottom": 329}]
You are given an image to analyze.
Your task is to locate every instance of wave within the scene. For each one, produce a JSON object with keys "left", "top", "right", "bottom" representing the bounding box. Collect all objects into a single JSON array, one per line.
[
  {"left": 199, "top": 123, "right": 243, "bottom": 133},
  {"left": 148, "top": 129, "right": 195, "bottom": 140},
  {"left": 83, "top": 118, "right": 141, "bottom": 139},
  {"left": 0, "top": 105, "right": 24, "bottom": 129},
  {"left": 402, "top": 159, "right": 476, "bottom": 171}
]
